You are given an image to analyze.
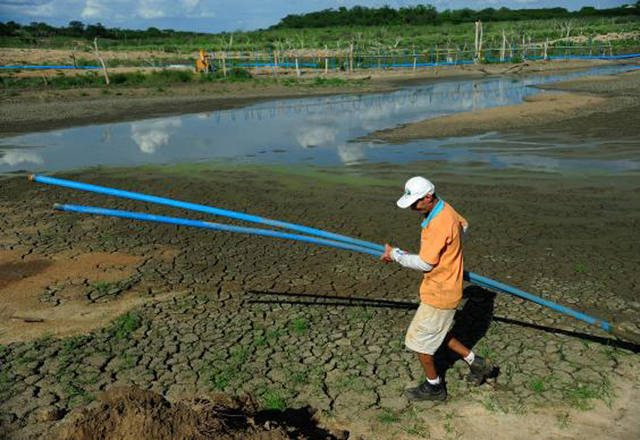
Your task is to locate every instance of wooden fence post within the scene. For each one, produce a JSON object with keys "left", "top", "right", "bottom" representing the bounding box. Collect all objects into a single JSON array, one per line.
[
  {"left": 271, "top": 51, "right": 278, "bottom": 80},
  {"left": 349, "top": 43, "right": 354, "bottom": 73},
  {"left": 222, "top": 52, "right": 227, "bottom": 78},
  {"left": 544, "top": 39, "right": 549, "bottom": 60},
  {"left": 93, "top": 37, "right": 109, "bottom": 86},
  {"left": 474, "top": 20, "right": 483, "bottom": 64}
]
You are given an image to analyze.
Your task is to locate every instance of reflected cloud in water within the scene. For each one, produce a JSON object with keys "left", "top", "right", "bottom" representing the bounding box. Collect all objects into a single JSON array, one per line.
[
  {"left": 295, "top": 124, "right": 337, "bottom": 149},
  {"left": 337, "top": 143, "right": 368, "bottom": 165},
  {"left": 0, "top": 150, "right": 44, "bottom": 166},
  {"left": 131, "top": 118, "right": 182, "bottom": 154}
]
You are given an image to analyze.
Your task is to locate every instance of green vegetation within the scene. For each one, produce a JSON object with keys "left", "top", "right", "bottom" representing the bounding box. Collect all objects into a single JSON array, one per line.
[
  {"left": 289, "top": 317, "right": 309, "bottom": 335},
  {"left": 1, "top": 5, "right": 638, "bottom": 54},
  {"left": 377, "top": 408, "right": 400, "bottom": 424},
  {"left": 530, "top": 378, "right": 547, "bottom": 393},
  {"left": 347, "top": 307, "right": 375, "bottom": 323},
  {"left": 92, "top": 281, "right": 113, "bottom": 295},
  {"left": 291, "top": 369, "right": 308, "bottom": 385},
  {"left": 109, "top": 311, "right": 142, "bottom": 340},
  {"left": 564, "top": 378, "right": 613, "bottom": 410},
  {"left": 273, "top": 4, "right": 640, "bottom": 28},
  {"left": 0, "top": 68, "right": 252, "bottom": 90},
  {"left": 0, "top": 368, "right": 10, "bottom": 400},
  {"left": 260, "top": 388, "right": 288, "bottom": 410},
  {"left": 207, "top": 345, "right": 252, "bottom": 391},
  {"left": 0, "top": 67, "right": 372, "bottom": 92}
]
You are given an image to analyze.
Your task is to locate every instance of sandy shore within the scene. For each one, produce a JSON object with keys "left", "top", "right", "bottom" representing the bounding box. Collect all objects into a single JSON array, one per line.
[{"left": 0, "top": 58, "right": 633, "bottom": 137}]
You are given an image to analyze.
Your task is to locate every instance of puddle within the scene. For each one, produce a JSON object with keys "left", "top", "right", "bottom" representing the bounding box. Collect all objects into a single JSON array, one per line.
[{"left": 0, "top": 64, "right": 635, "bottom": 174}]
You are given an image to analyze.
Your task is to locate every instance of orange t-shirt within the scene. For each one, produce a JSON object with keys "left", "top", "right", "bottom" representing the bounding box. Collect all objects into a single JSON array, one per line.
[{"left": 418, "top": 201, "right": 467, "bottom": 309}]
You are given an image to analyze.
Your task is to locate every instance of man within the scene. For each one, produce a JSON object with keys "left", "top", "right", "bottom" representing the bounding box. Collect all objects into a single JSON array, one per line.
[{"left": 381, "top": 176, "right": 493, "bottom": 401}]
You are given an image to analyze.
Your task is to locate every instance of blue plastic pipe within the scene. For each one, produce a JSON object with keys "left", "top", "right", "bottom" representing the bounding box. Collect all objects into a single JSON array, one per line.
[
  {"left": 0, "top": 65, "right": 101, "bottom": 69},
  {"left": 53, "top": 203, "right": 382, "bottom": 257},
  {"left": 465, "top": 272, "right": 611, "bottom": 331},
  {"left": 30, "top": 174, "right": 380, "bottom": 252}
]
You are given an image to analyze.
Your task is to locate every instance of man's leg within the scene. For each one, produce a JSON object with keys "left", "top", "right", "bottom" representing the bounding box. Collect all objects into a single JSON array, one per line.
[
  {"left": 445, "top": 335, "right": 470, "bottom": 358},
  {"left": 417, "top": 352, "right": 438, "bottom": 380},
  {"left": 444, "top": 333, "right": 495, "bottom": 385},
  {"left": 405, "top": 351, "right": 446, "bottom": 401}
]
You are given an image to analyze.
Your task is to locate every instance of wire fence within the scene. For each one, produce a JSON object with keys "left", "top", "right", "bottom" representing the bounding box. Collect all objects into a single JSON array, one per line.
[
  {"left": 206, "top": 44, "right": 640, "bottom": 75},
  {"left": 2, "top": 45, "right": 639, "bottom": 73}
]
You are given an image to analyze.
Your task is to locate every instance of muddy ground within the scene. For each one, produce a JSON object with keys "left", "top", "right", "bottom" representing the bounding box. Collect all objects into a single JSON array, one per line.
[{"left": 1, "top": 160, "right": 639, "bottom": 439}]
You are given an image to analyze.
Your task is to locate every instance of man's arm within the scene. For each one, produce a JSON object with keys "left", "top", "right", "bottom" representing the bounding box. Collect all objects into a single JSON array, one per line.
[{"left": 381, "top": 244, "right": 434, "bottom": 272}]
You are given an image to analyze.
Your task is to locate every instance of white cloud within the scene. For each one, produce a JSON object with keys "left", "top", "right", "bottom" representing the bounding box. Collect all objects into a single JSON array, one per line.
[
  {"left": 137, "top": 0, "right": 167, "bottom": 19},
  {"left": 30, "top": 1, "right": 55, "bottom": 16},
  {"left": 81, "top": 0, "right": 108, "bottom": 19},
  {"left": 0, "top": 150, "right": 44, "bottom": 166},
  {"left": 181, "top": 0, "right": 200, "bottom": 10},
  {"left": 130, "top": 118, "right": 182, "bottom": 154},
  {"left": 337, "top": 143, "right": 366, "bottom": 165},
  {"left": 295, "top": 125, "right": 337, "bottom": 148}
]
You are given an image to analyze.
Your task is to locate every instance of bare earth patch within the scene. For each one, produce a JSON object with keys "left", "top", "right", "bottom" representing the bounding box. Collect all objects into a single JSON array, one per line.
[{"left": 0, "top": 248, "right": 168, "bottom": 344}]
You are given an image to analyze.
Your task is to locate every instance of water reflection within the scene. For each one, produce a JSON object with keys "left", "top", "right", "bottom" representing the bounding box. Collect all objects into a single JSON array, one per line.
[
  {"left": 0, "top": 64, "right": 636, "bottom": 174},
  {"left": 0, "top": 150, "right": 43, "bottom": 166},
  {"left": 337, "top": 143, "right": 368, "bottom": 165},
  {"left": 131, "top": 118, "right": 182, "bottom": 154}
]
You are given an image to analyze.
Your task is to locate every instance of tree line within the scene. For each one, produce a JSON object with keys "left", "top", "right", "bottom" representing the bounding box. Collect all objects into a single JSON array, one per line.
[
  {"left": 0, "top": 20, "right": 205, "bottom": 39},
  {"left": 272, "top": 3, "right": 640, "bottom": 29}
]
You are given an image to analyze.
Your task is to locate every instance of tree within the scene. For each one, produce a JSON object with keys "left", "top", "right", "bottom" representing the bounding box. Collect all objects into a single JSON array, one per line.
[{"left": 68, "top": 20, "right": 84, "bottom": 37}]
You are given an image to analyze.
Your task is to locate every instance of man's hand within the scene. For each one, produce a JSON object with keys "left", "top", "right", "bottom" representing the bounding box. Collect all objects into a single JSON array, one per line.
[{"left": 381, "top": 243, "right": 394, "bottom": 263}]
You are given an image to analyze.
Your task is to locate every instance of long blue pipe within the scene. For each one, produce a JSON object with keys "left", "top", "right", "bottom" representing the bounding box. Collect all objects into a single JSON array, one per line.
[
  {"left": 53, "top": 203, "right": 382, "bottom": 257},
  {"left": 32, "top": 175, "right": 636, "bottom": 343},
  {"left": 0, "top": 65, "right": 101, "bottom": 69},
  {"left": 30, "top": 174, "right": 380, "bottom": 252}
]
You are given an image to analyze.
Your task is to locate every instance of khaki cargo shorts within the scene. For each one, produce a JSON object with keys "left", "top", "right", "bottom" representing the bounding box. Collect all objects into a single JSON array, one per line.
[{"left": 405, "top": 302, "right": 456, "bottom": 355}]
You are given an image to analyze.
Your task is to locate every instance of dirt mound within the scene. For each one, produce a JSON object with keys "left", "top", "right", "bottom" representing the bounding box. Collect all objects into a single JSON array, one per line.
[{"left": 55, "top": 387, "right": 348, "bottom": 440}]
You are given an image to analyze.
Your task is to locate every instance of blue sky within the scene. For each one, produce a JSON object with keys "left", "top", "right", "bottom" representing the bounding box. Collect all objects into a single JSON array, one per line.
[{"left": 0, "top": 1, "right": 630, "bottom": 33}]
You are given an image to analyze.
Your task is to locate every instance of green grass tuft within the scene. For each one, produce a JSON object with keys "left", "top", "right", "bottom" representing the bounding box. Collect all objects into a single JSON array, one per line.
[
  {"left": 261, "top": 389, "right": 287, "bottom": 410},
  {"left": 110, "top": 311, "right": 142, "bottom": 340}
]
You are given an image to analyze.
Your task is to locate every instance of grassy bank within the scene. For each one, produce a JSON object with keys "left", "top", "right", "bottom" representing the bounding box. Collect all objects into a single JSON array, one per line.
[{"left": 0, "top": 68, "right": 363, "bottom": 92}]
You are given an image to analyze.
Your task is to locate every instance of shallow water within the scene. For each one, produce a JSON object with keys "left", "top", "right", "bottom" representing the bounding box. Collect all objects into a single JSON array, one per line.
[{"left": 0, "top": 64, "right": 637, "bottom": 175}]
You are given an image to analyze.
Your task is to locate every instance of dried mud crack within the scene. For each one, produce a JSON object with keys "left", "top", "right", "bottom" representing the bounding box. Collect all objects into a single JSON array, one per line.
[{"left": 1, "top": 167, "right": 639, "bottom": 439}]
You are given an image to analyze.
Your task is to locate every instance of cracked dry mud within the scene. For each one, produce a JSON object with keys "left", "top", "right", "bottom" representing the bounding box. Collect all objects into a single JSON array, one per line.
[{"left": 1, "top": 166, "right": 639, "bottom": 439}]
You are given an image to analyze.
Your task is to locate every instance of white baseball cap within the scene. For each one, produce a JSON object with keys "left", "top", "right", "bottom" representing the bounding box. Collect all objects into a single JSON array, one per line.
[{"left": 396, "top": 176, "right": 435, "bottom": 209}]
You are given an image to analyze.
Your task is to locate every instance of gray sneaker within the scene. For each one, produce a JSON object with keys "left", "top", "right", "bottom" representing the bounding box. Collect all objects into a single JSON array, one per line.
[
  {"left": 466, "top": 356, "right": 495, "bottom": 385},
  {"left": 405, "top": 381, "right": 447, "bottom": 402}
]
